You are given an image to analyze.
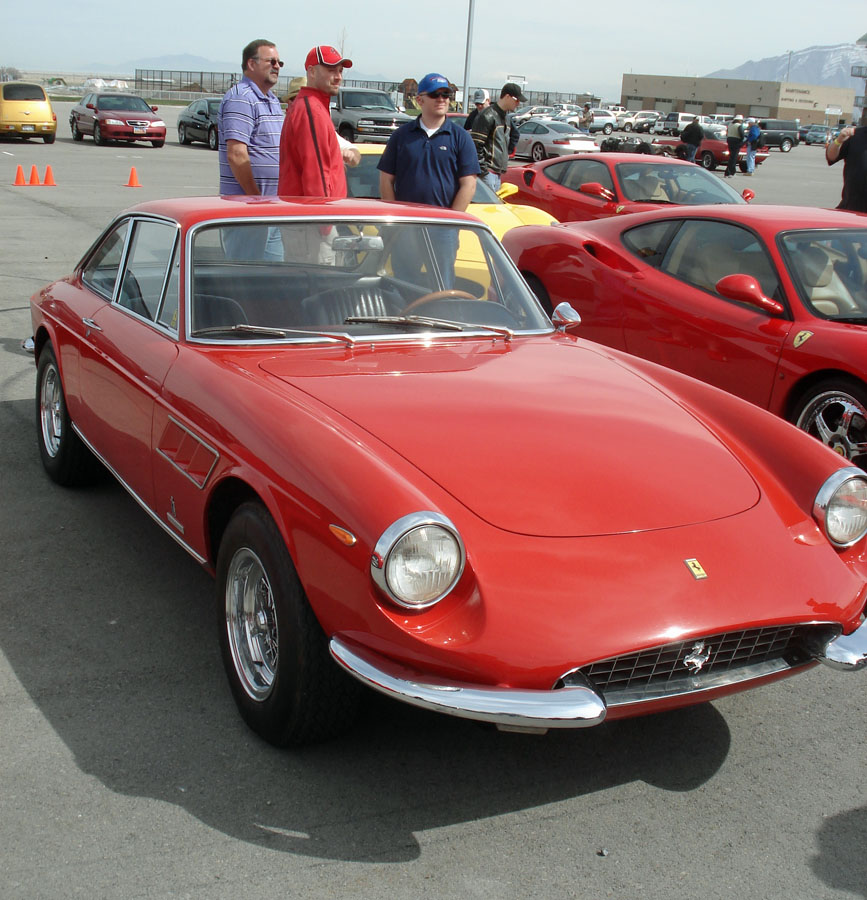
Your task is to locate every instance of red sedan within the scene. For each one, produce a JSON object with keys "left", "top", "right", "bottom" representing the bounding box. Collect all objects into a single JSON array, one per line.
[
  {"left": 654, "top": 129, "right": 770, "bottom": 171},
  {"left": 30, "top": 196, "right": 867, "bottom": 747},
  {"left": 503, "top": 205, "right": 867, "bottom": 466},
  {"left": 69, "top": 92, "right": 166, "bottom": 147},
  {"left": 501, "top": 152, "right": 753, "bottom": 222}
]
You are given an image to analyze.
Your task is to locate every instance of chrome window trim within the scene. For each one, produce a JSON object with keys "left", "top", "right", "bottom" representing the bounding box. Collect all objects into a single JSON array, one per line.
[
  {"left": 371, "top": 511, "right": 466, "bottom": 609},
  {"left": 813, "top": 466, "right": 867, "bottom": 548}
]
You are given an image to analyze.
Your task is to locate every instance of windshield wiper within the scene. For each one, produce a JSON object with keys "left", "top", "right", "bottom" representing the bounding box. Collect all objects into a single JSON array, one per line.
[
  {"left": 345, "top": 314, "right": 514, "bottom": 341},
  {"left": 190, "top": 323, "right": 357, "bottom": 345}
]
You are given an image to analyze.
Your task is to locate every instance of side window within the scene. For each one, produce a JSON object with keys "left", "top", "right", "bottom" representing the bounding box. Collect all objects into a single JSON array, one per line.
[
  {"left": 621, "top": 220, "right": 681, "bottom": 268},
  {"left": 542, "top": 161, "right": 569, "bottom": 184},
  {"left": 660, "top": 220, "right": 780, "bottom": 299},
  {"left": 158, "top": 251, "right": 180, "bottom": 332},
  {"left": 81, "top": 221, "right": 130, "bottom": 299},
  {"left": 118, "top": 220, "right": 178, "bottom": 321},
  {"left": 559, "top": 160, "right": 615, "bottom": 194}
]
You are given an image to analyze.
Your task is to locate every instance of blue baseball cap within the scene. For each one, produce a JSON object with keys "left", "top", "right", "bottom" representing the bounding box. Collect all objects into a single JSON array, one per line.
[{"left": 418, "top": 73, "right": 450, "bottom": 95}]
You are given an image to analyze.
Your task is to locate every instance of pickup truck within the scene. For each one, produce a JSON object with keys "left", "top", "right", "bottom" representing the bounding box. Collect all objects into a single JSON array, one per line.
[{"left": 330, "top": 87, "right": 413, "bottom": 143}]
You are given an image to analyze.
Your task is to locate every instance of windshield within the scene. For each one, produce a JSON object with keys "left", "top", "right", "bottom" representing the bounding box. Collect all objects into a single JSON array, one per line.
[
  {"left": 97, "top": 95, "right": 153, "bottom": 112},
  {"left": 207, "top": 99, "right": 221, "bottom": 115},
  {"left": 188, "top": 218, "right": 550, "bottom": 341},
  {"left": 615, "top": 162, "right": 746, "bottom": 204},
  {"left": 340, "top": 91, "right": 398, "bottom": 112},
  {"left": 345, "top": 152, "right": 502, "bottom": 205},
  {"left": 779, "top": 229, "right": 867, "bottom": 321}
]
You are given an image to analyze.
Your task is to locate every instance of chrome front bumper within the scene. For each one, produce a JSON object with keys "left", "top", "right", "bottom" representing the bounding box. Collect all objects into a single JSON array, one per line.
[
  {"left": 816, "top": 619, "right": 867, "bottom": 671},
  {"left": 329, "top": 637, "right": 607, "bottom": 733}
]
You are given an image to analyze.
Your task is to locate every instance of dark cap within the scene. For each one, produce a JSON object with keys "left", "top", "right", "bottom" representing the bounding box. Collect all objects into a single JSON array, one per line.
[{"left": 501, "top": 82, "right": 527, "bottom": 102}]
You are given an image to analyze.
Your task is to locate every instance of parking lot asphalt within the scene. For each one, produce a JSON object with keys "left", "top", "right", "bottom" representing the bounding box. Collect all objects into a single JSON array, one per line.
[{"left": 0, "top": 104, "right": 864, "bottom": 900}]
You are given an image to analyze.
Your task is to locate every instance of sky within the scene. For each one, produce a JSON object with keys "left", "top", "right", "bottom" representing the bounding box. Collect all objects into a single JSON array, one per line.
[{"left": 3, "top": 1, "right": 865, "bottom": 101}]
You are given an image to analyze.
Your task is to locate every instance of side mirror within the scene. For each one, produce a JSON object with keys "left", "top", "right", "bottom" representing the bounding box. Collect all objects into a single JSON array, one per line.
[
  {"left": 715, "top": 274, "right": 784, "bottom": 314},
  {"left": 579, "top": 182, "right": 616, "bottom": 202},
  {"left": 497, "top": 183, "right": 519, "bottom": 200},
  {"left": 86, "top": 103, "right": 95, "bottom": 110},
  {"left": 551, "top": 301, "right": 582, "bottom": 332},
  {"left": 742, "top": 189, "right": 755, "bottom": 203},
  {"left": 151, "top": 105, "right": 159, "bottom": 112}
]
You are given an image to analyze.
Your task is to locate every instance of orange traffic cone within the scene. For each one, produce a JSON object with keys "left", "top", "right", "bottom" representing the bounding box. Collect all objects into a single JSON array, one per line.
[
  {"left": 13, "top": 165, "right": 26, "bottom": 185},
  {"left": 28, "top": 165, "right": 41, "bottom": 186},
  {"left": 42, "top": 165, "right": 56, "bottom": 186},
  {"left": 126, "top": 166, "right": 141, "bottom": 188}
]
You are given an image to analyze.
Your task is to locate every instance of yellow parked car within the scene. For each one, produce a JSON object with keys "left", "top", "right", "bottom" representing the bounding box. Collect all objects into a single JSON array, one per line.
[{"left": 0, "top": 82, "right": 57, "bottom": 143}]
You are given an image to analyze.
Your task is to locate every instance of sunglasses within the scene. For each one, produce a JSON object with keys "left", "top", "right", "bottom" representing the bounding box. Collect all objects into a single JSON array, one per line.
[
  {"left": 427, "top": 91, "right": 451, "bottom": 100},
  {"left": 254, "top": 57, "right": 284, "bottom": 68}
]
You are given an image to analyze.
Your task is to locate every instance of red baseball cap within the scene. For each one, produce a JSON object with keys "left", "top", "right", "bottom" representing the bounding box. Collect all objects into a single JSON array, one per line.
[{"left": 305, "top": 46, "right": 353, "bottom": 69}]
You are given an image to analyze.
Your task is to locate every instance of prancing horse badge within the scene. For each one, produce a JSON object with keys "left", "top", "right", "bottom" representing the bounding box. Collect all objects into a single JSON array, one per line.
[
  {"left": 793, "top": 331, "right": 814, "bottom": 348},
  {"left": 684, "top": 558, "right": 708, "bottom": 579}
]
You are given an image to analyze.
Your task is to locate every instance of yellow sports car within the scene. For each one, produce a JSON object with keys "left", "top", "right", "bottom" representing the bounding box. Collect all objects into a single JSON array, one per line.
[{"left": 346, "top": 144, "right": 557, "bottom": 285}]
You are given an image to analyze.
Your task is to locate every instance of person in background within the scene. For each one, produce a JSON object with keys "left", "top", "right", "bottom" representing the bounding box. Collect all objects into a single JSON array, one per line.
[
  {"left": 578, "top": 103, "right": 593, "bottom": 134},
  {"left": 464, "top": 88, "right": 490, "bottom": 132},
  {"left": 680, "top": 116, "right": 704, "bottom": 164},
  {"left": 743, "top": 118, "right": 761, "bottom": 175},
  {"left": 471, "top": 82, "right": 526, "bottom": 191},
  {"left": 724, "top": 115, "right": 744, "bottom": 177},
  {"left": 378, "top": 72, "right": 479, "bottom": 286},
  {"left": 218, "top": 38, "right": 285, "bottom": 258},
  {"left": 278, "top": 45, "right": 351, "bottom": 197},
  {"left": 825, "top": 123, "right": 866, "bottom": 211}
]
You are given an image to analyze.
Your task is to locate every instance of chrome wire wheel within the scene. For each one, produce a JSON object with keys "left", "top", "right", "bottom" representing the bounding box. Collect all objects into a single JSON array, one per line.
[
  {"left": 225, "top": 547, "right": 279, "bottom": 701},
  {"left": 39, "top": 360, "right": 63, "bottom": 458},
  {"left": 795, "top": 385, "right": 867, "bottom": 467}
]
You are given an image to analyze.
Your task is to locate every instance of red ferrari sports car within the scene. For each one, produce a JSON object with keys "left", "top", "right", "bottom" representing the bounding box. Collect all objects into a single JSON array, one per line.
[
  {"left": 30, "top": 196, "right": 867, "bottom": 747},
  {"left": 503, "top": 205, "right": 867, "bottom": 467},
  {"left": 501, "top": 153, "right": 754, "bottom": 222},
  {"left": 653, "top": 129, "right": 770, "bottom": 171}
]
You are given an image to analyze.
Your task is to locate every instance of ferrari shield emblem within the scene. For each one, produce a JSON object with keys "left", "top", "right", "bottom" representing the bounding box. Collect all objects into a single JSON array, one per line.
[
  {"left": 793, "top": 331, "right": 814, "bottom": 348},
  {"left": 684, "top": 558, "right": 707, "bottom": 579}
]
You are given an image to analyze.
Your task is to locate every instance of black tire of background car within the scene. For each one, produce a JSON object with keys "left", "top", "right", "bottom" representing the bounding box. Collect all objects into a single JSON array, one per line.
[
  {"left": 792, "top": 378, "right": 867, "bottom": 468},
  {"left": 215, "top": 501, "right": 363, "bottom": 747},
  {"left": 338, "top": 124, "right": 355, "bottom": 143},
  {"left": 523, "top": 273, "right": 554, "bottom": 317},
  {"left": 208, "top": 127, "right": 218, "bottom": 151},
  {"left": 623, "top": 123, "right": 633, "bottom": 132},
  {"left": 151, "top": 140, "right": 164, "bottom": 148},
  {"left": 178, "top": 123, "right": 189, "bottom": 144},
  {"left": 71, "top": 118, "right": 82, "bottom": 141},
  {"left": 43, "top": 133, "right": 55, "bottom": 144},
  {"left": 531, "top": 142, "right": 546, "bottom": 162},
  {"left": 93, "top": 123, "right": 104, "bottom": 146},
  {"left": 738, "top": 161, "right": 748, "bottom": 172},
  {"left": 780, "top": 138, "right": 793, "bottom": 152},
  {"left": 35, "top": 343, "right": 102, "bottom": 486},
  {"left": 700, "top": 151, "right": 716, "bottom": 169}
]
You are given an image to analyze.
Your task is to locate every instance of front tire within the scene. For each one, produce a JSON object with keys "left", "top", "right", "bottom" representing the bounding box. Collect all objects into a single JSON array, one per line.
[
  {"left": 700, "top": 150, "right": 716, "bottom": 170},
  {"left": 208, "top": 126, "right": 218, "bottom": 151},
  {"left": 93, "top": 122, "right": 104, "bottom": 145},
  {"left": 338, "top": 124, "right": 355, "bottom": 143},
  {"left": 216, "top": 502, "right": 362, "bottom": 746},
  {"left": 780, "top": 138, "right": 793, "bottom": 152},
  {"left": 36, "top": 343, "right": 100, "bottom": 485},
  {"left": 602, "top": 123, "right": 613, "bottom": 135},
  {"left": 792, "top": 378, "right": 867, "bottom": 468},
  {"left": 623, "top": 123, "right": 633, "bottom": 133},
  {"left": 178, "top": 123, "right": 190, "bottom": 144},
  {"left": 531, "top": 142, "right": 546, "bottom": 162}
]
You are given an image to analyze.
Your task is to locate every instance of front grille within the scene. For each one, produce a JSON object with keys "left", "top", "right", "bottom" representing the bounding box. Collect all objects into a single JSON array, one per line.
[
  {"left": 126, "top": 119, "right": 150, "bottom": 127},
  {"left": 562, "top": 624, "right": 838, "bottom": 706}
]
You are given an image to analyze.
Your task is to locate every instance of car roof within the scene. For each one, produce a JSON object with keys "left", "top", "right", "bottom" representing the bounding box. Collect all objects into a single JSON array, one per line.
[
  {"left": 563, "top": 204, "right": 867, "bottom": 234},
  {"left": 116, "top": 196, "right": 482, "bottom": 229}
]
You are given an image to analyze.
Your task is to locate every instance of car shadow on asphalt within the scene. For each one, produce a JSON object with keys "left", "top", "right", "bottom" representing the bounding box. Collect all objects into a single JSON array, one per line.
[
  {"left": 1, "top": 396, "right": 733, "bottom": 863},
  {"left": 811, "top": 806, "right": 867, "bottom": 898}
]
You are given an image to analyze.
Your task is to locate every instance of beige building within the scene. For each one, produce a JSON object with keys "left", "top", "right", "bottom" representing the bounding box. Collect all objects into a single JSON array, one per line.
[{"left": 620, "top": 74, "right": 855, "bottom": 125}]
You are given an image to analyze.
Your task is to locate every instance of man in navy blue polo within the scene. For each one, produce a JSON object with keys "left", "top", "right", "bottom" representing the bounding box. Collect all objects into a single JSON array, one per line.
[{"left": 378, "top": 73, "right": 480, "bottom": 286}]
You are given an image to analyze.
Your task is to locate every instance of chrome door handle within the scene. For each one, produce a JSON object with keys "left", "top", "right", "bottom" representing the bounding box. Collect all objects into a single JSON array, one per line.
[{"left": 82, "top": 317, "right": 102, "bottom": 332}]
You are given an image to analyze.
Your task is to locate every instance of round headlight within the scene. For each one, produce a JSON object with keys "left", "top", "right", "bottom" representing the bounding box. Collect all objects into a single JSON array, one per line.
[
  {"left": 372, "top": 512, "right": 465, "bottom": 609},
  {"left": 814, "top": 467, "right": 867, "bottom": 548}
]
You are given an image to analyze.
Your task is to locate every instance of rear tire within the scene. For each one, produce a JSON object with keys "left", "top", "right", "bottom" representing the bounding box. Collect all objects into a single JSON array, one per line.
[
  {"left": 71, "top": 118, "right": 83, "bottom": 141},
  {"left": 338, "top": 124, "right": 355, "bottom": 143},
  {"left": 531, "top": 142, "right": 546, "bottom": 162},
  {"left": 36, "top": 342, "right": 101, "bottom": 486},
  {"left": 623, "top": 123, "right": 633, "bottom": 133},
  {"left": 43, "top": 133, "right": 56, "bottom": 144},
  {"left": 780, "top": 138, "right": 793, "bottom": 152},
  {"left": 151, "top": 140, "right": 164, "bottom": 148},
  {"left": 216, "top": 502, "right": 362, "bottom": 746}
]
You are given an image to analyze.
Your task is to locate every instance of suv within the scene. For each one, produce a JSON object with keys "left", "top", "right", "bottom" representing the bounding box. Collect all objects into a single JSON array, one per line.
[
  {"left": 653, "top": 112, "right": 698, "bottom": 136},
  {"left": 756, "top": 119, "right": 800, "bottom": 152},
  {"left": 0, "top": 81, "right": 56, "bottom": 143},
  {"left": 330, "top": 88, "right": 413, "bottom": 143},
  {"left": 619, "top": 110, "right": 660, "bottom": 133}
]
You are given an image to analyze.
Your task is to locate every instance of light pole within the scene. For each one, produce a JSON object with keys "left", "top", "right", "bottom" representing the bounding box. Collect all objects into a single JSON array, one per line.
[
  {"left": 786, "top": 50, "right": 792, "bottom": 83},
  {"left": 461, "top": 0, "right": 475, "bottom": 113}
]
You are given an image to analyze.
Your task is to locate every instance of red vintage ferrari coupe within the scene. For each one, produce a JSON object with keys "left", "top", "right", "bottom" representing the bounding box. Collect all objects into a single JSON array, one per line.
[
  {"left": 30, "top": 196, "right": 867, "bottom": 746},
  {"left": 503, "top": 205, "right": 867, "bottom": 467},
  {"left": 653, "top": 128, "right": 770, "bottom": 171},
  {"left": 500, "top": 153, "right": 754, "bottom": 222}
]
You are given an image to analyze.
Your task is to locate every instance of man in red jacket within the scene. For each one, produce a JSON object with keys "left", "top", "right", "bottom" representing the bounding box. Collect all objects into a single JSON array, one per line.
[{"left": 278, "top": 45, "right": 351, "bottom": 197}]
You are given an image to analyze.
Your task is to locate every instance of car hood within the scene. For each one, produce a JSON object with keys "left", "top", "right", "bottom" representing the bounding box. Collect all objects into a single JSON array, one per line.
[
  {"left": 259, "top": 338, "right": 759, "bottom": 537},
  {"left": 468, "top": 201, "right": 556, "bottom": 237}
]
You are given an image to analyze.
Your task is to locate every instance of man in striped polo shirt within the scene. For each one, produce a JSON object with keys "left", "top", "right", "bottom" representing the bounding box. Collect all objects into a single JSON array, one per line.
[{"left": 218, "top": 39, "right": 285, "bottom": 259}]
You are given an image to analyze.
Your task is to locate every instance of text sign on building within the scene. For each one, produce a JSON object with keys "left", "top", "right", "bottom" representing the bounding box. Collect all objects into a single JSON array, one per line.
[{"left": 825, "top": 106, "right": 842, "bottom": 116}]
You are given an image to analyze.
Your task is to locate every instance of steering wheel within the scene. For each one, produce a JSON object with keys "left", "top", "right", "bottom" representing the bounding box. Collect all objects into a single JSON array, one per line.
[{"left": 403, "top": 289, "right": 476, "bottom": 314}]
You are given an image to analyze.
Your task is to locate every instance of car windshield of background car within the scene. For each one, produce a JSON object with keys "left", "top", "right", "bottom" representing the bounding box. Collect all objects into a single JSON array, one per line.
[
  {"left": 342, "top": 92, "right": 398, "bottom": 111},
  {"left": 98, "top": 96, "right": 153, "bottom": 112},
  {"left": 616, "top": 163, "right": 745, "bottom": 204},
  {"left": 779, "top": 230, "right": 867, "bottom": 321},
  {"left": 188, "top": 219, "right": 549, "bottom": 341}
]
